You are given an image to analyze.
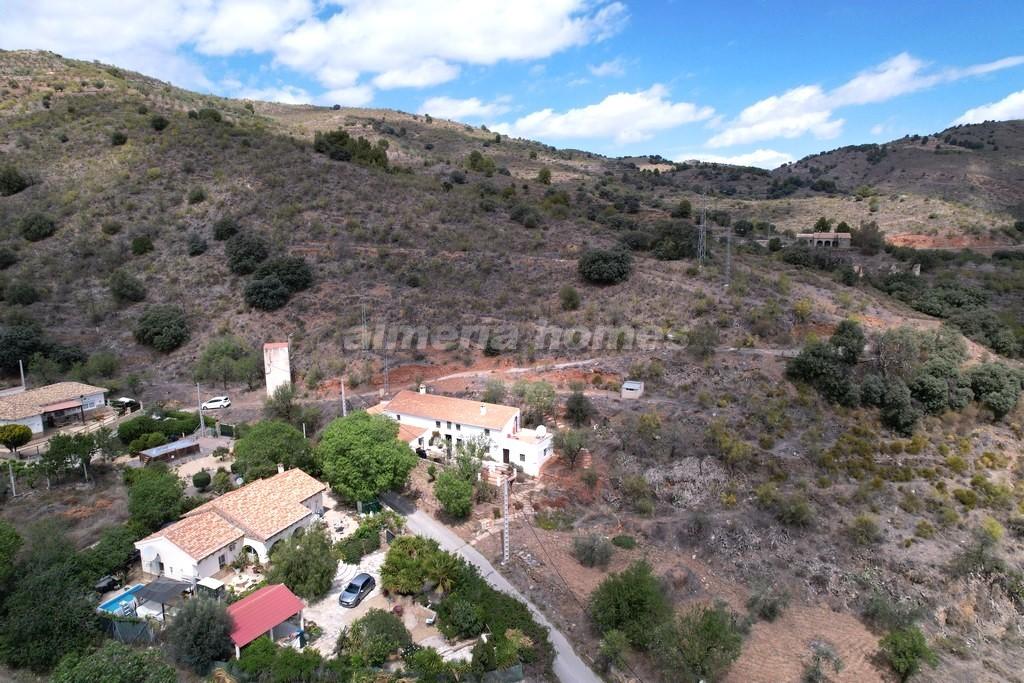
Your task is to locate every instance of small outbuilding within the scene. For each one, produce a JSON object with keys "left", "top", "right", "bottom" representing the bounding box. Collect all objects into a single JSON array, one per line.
[
  {"left": 620, "top": 380, "right": 645, "bottom": 399},
  {"left": 227, "top": 584, "right": 305, "bottom": 658},
  {"left": 137, "top": 436, "right": 201, "bottom": 464}
]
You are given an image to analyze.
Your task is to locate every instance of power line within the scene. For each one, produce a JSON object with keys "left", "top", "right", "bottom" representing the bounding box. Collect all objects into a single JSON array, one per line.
[{"left": 508, "top": 488, "right": 649, "bottom": 683}]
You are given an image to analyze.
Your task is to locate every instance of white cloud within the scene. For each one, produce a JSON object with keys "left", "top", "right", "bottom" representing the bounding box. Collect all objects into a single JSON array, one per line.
[
  {"left": 678, "top": 149, "right": 794, "bottom": 169},
  {"left": 372, "top": 59, "right": 461, "bottom": 90},
  {"left": 275, "top": 0, "right": 627, "bottom": 94},
  {"left": 953, "top": 89, "right": 1024, "bottom": 124},
  {"left": 494, "top": 84, "right": 714, "bottom": 144},
  {"left": 709, "top": 52, "right": 1024, "bottom": 148},
  {"left": 195, "top": 0, "right": 312, "bottom": 55},
  {"left": 235, "top": 84, "right": 312, "bottom": 104},
  {"left": 316, "top": 86, "right": 375, "bottom": 107},
  {"left": 0, "top": 0, "right": 628, "bottom": 107},
  {"left": 419, "top": 96, "right": 511, "bottom": 120},
  {"left": 870, "top": 123, "right": 887, "bottom": 136},
  {"left": 588, "top": 58, "right": 625, "bottom": 77}
]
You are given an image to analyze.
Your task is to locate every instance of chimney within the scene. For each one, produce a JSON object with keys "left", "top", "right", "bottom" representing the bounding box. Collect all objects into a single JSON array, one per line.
[
  {"left": 418, "top": 384, "right": 427, "bottom": 394},
  {"left": 480, "top": 404, "right": 486, "bottom": 416},
  {"left": 277, "top": 463, "right": 285, "bottom": 474}
]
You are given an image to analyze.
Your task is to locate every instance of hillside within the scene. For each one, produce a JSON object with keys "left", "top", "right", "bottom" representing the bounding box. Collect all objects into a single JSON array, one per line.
[{"left": 2, "top": 50, "right": 1024, "bottom": 683}]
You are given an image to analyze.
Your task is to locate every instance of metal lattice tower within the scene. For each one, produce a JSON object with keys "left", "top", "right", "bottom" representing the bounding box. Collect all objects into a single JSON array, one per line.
[
  {"left": 501, "top": 474, "right": 511, "bottom": 565},
  {"left": 697, "top": 192, "right": 708, "bottom": 267}
]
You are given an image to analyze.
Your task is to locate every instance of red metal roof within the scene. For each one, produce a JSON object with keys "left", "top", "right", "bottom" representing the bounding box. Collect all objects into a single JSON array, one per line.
[
  {"left": 227, "top": 584, "right": 304, "bottom": 648},
  {"left": 40, "top": 398, "right": 82, "bottom": 411}
]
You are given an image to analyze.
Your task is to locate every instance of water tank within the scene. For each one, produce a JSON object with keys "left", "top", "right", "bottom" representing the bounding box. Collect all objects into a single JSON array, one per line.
[{"left": 535, "top": 425, "right": 546, "bottom": 437}]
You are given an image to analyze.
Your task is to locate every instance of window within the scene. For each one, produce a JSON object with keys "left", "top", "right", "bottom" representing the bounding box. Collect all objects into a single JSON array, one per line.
[
  {"left": 229, "top": 542, "right": 236, "bottom": 551},
  {"left": 456, "top": 438, "right": 463, "bottom": 447},
  {"left": 484, "top": 428, "right": 490, "bottom": 436},
  {"left": 519, "top": 453, "right": 526, "bottom": 462},
  {"left": 218, "top": 554, "right": 226, "bottom": 568},
  {"left": 396, "top": 414, "right": 401, "bottom": 421},
  {"left": 418, "top": 437, "right": 424, "bottom": 446},
  {"left": 455, "top": 423, "right": 461, "bottom": 431},
  {"left": 446, "top": 421, "right": 452, "bottom": 429},
  {"left": 436, "top": 420, "right": 441, "bottom": 428}
]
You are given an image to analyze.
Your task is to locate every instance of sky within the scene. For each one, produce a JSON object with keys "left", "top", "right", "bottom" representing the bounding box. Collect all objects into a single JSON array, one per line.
[{"left": 2, "top": 1, "right": 1023, "bottom": 168}]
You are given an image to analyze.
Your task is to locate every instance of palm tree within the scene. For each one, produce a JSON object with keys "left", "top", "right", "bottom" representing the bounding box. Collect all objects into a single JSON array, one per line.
[{"left": 425, "top": 551, "right": 463, "bottom": 595}]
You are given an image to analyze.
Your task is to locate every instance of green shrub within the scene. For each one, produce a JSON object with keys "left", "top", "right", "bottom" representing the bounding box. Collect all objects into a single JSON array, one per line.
[
  {"left": 226, "top": 233, "right": 269, "bottom": 274},
  {"left": 4, "top": 282, "right": 39, "bottom": 306},
  {"left": 0, "top": 164, "right": 31, "bottom": 196},
  {"left": 611, "top": 535, "right": 636, "bottom": 549},
  {"left": 130, "top": 235, "right": 154, "bottom": 255},
  {"left": 434, "top": 469, "right": 474, "bottom": 519},
  {"left": 187, "top": 233, "right": 207, "bottom": 256},
  {"left": 313, "top": 129, "right": 388, "bottom": 167},
  {"left": 244, "top": 276, "right": 290, "bottom": 311},
  {"left": 880, "top": 626, "right": 937, "bottom": 681},
  {"left": 187, "top": 187, "right": 207, "bottom": 204},
  {"left": 578, "top": 249, "right": 633, "bottom": 284},
  {"left": 953, "top": 488, "right": 977, "bottom": 508},
  {"left": 149, "top": 114, "right": 169, "bottom": 131},
  {"left": 0, "top": 247, "right": 16, "bottom": 270},
  {"left": 192, "top": 471, "right": 211, "bottom": 491},
  {"left": 133, "top": 305, "right": 189, "bottom": 352},
  {"left": 196, "top": 108, "right": 222, "bottom": 123},
  {"left": 100, "top": 220, "right": 122, "bottom": 235},
  {"left": 572, "top": 534, "right": 614, "bottom": 568},
  {"left": 589, "top": 560, "right": 671, "bottom": 648},
  {"left": 20, "top": 213, "right": 56, "bottom": 241},
  {"left": 252, "top": 256, "right": 314, "bottom": 293},
  {"left": 776, "top": 495, "right": 814, "bottom": 528},
  {"left": 847, "top": 514, "right": 882, "bottom": 545},
  {"left": 212, "top": 217, "right": 239, "bottom": 241},
  {"left": 559, "top": 285, "right": 580, "bottom": 311},
  {"left": 652, "top": 602, "right": 744, "bottom": 681},
  {"left": 746, "top": 585, "right": 790, "bottom": 622},
  {"left": 110, "top": 131, "right": 127, "bottom": 146}
]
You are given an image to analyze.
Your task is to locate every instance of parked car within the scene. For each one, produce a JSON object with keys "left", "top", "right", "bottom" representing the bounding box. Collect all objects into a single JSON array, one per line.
[
  {"left": 201, "top": 396, "right": 231, "bottom": 410},
  {"left": 339, "top": 573, "right": 375, "bottom": 608}
]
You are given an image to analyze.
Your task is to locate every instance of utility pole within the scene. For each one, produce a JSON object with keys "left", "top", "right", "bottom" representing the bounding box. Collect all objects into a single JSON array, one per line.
[
  {"left": 501, "top": 473, "right": 511, "bottom": 565},
  {"left": 7, "top": 461, "right": 16, "bottom": 498},
  {"left": 340, "top": 379, "right": 348, "bottom": 417},
  {"left": 697, "top": 190, "right": 708, "bottom": 268},
  {"left": 196, "top": 382, "right": 205, "bottom": 436},
  {"left": 18, "top": 359, "right": 25, "bottom": 390}
]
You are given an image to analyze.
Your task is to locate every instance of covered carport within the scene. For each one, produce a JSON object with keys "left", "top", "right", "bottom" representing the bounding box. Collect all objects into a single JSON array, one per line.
[
  {"left": 227, "top": 584, "right": 305, "bottom": 658},
  {"left": 133, "top": 576, "right": 192, "bottom": 621}
]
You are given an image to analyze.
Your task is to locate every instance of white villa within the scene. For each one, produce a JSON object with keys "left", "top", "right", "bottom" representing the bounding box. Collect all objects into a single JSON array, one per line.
[
  {"left": 369, "top": 387, "right": 553, "bottom": 476},
  {"left": 135, "top": 468, "right": 326, "bottom": 582}
]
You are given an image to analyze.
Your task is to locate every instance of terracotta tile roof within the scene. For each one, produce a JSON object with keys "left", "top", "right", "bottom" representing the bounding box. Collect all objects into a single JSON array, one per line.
[
  {"left": 185, "top": 469, "right": 326, "bottom": 542},
  {"left": 397, "top": 423, "right": 429, "bottom": 443},
  {"left": 228, "top": 584, "right": 304, "bottom": 648},
  {"left": 138, "top": 511, "right": 243, "bottom": 561},
  {"left": 0, "top": 382, "right": 107, "bottom": 420},
  {"left": 263, "top": 341, "right": 289, "bottom": 350},
  {"left": 376, "top": 390, "right": 519, "bottom": 431}
]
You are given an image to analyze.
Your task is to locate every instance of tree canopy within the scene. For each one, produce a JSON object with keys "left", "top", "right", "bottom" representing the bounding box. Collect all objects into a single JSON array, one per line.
[
  {"left": 52, "top": 642, "right": 177, "bottom": 683},
  {"left": 165, "top": 598, "right": 233, "bottom": 674},
  {"left": 194, "top": 335, "right": 262, "bottom": 389},
  {"left": 234, "top": 420, "right": 315, "bottom": 481},
  {"left": 265, "top": 524, "right": 338, "bottom": 601},
  {"left": 316, "top": 412, "right": 418, "bottom": 503},
  {"left": 125, "top": 464, "right": 183, "bottom": 533}
]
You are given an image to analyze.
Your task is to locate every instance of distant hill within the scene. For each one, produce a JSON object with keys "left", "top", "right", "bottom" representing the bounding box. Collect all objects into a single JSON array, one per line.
[{"left": 773, "top": 120, "right": 1024, "bottom": 215}]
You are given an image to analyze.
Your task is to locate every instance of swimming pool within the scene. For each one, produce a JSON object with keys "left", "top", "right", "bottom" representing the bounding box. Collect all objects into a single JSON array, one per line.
[{"left": 98, "top": 584, "right": 144, "bottom": 615}]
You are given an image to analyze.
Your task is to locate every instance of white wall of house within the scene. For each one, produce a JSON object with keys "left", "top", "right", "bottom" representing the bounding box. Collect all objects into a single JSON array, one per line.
[
  {"left": 383, "top": 409, "right": 551, "bottom": 476},
  {"left": 136, "top": 537, "right": 242, "bottom": 582},
  {"left": 0, "top": 413, "right": 44, "bottom": 434},
  {"left": 80, "top": 391, "right": 106, "bottom": 411},
  {"left": 251, "top": 512, "right": 318, "bottom": 562}
]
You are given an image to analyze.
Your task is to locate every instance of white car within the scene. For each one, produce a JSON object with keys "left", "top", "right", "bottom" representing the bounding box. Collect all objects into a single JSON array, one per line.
[{"left": 201, "top": 396, "right": 231, "bottom": 410}]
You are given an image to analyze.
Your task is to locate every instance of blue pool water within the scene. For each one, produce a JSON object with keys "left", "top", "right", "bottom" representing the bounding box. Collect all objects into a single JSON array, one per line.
[{"left": 98, "top": 584, "right": 144, "bottom": 614}]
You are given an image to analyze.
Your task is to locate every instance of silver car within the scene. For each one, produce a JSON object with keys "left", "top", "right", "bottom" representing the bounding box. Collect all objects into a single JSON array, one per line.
[{"left": 339, "top": 573, "right": 375, "bottom": 608}]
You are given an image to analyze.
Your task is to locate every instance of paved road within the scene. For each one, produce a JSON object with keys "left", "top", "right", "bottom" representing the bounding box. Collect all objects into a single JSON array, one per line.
[{"left": 381, "top": 492, "right": 602, "bottom": 683}]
